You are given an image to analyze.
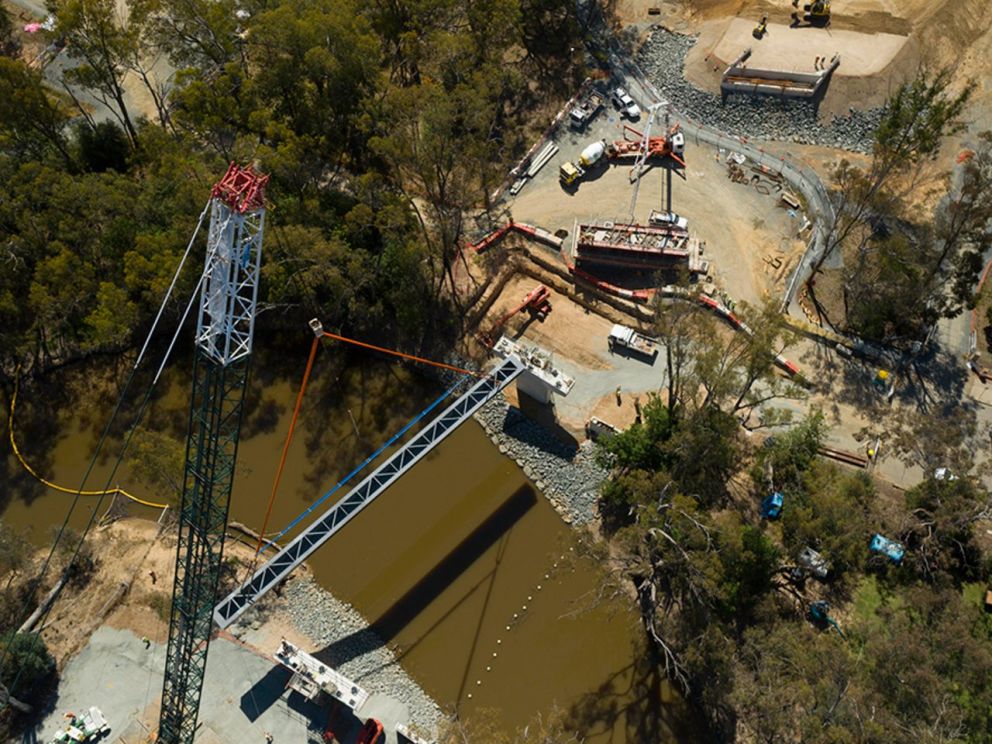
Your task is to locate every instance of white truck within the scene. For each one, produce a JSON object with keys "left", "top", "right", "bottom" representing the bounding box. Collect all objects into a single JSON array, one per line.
[
  {"left": 611, "top": 87, "right": 641, "bottom": 120},
  {"left": 648, "top": 210, "right": 688, "bottom": 230},
  {"left": 608, "top": 324, "right": 658, "bottom": 360}
]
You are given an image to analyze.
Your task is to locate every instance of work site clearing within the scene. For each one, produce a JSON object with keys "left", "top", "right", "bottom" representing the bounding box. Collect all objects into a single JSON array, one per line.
[{"left": 11, "top": 0, "right": 992, "bottom": 743}]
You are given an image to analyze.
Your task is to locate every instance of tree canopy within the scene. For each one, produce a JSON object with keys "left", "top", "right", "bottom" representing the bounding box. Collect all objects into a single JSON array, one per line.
[{"left": 0, "top": 0, "right": 583, "bottom": 378}]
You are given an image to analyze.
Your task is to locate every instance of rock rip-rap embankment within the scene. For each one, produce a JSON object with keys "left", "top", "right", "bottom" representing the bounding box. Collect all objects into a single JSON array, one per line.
[{"left": 635, "top": 28, "right": 884, "bottom": 152}]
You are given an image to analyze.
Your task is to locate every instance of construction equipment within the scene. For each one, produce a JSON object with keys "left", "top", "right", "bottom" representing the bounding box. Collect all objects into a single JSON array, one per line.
[
  {"left": 559, "top": 161, "right": 583, "bottom": 186},
  {"left": 615, "top": 103, "right": 687, "bottom": 221},
  {"left": 157, "top": 164, "right": 268, "bottom": 744},
  {"left": 791, "top": 0, "right": 830, "bottom": 27},
  {"left": 607, "top": 324, "right": 658, "bottom": 360},
  {"left": 559, "top": 141, "right": 607, "bottom": 187},
  {"left": 752, "top": 15, "right": 768, "bottom": 39},
  {"left": 568, "top": 89, "right": 605, "bottom": 131},
  {"left": 48, "top": 707, "right": 110, "bottom": 744},
  {"left": 480, "top": 284, "right": 552, "bottom": 346},
  {"left": 809, "top": 601, "right": 846, "bottom": 639},
  {"left": 648, "top": 210, "right": 688, "bottom": 231},
  {"left": 608, "top": 123, "right": 685, "bottom": 167}
]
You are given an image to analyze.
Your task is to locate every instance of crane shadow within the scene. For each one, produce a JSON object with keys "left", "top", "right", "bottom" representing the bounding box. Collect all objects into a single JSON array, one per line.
[
  {"left": 312, "top": 484, "right": 536, "bottom": 669},
  {"left": 239, "top": 663, "right": 290, "bottom": 722}
]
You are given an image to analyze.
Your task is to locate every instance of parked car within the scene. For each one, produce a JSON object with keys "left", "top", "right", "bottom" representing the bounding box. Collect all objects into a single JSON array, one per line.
[
  {"left": 760, "top": 492, "right": 784, "bottom": 520},
  {"left": 648, "top": 210, "right": 688, "bottom": 230},
  {"left": 869, "top": 534, "right": 904, "bottom": 564},
  {"left": 611, "top": 87, "right": 641, "bottom": 119}
]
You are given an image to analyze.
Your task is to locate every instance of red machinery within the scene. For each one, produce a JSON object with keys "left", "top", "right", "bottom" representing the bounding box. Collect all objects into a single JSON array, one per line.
[
  {"left": 479, "top": 284, "right": 552, "bottom": 346},
  {"left": 608, "top": 123, "right": 686, "bottom": 167}
]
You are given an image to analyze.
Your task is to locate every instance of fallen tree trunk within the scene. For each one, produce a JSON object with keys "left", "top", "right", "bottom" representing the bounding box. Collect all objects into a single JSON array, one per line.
[
  {"left": 18, "top": 573, "right": 69, "bottom": 635},
  {"left": 0, "top": 682, "right": 31, "bottom": 714},
  {"left": 228, "top": 521, "right": 282, "bottom": 552}
]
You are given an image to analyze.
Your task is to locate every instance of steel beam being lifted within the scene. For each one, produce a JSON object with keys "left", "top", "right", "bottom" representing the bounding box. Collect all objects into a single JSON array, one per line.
[{"left": 212, "top": 356, "right": 525, "bottom": 629}]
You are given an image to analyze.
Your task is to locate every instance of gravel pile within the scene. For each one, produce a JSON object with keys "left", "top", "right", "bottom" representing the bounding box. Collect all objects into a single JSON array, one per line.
[
  {"left": 635, "top": 28, "right": 884, "bottom": 152},
  {"left": 474, "top": 398, "right": 607, "bottom": 525},
  {"left": 232, "top": 577, "right": 442, "bottom": 733}
]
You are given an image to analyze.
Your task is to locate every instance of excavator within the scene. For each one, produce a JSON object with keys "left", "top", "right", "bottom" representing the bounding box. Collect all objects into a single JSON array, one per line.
[
  {"left": 478, "top": 284, "right": 552, "bottom": 347},
  {"left": 791, "top": 0, "right": 830, "bottom": 27}
]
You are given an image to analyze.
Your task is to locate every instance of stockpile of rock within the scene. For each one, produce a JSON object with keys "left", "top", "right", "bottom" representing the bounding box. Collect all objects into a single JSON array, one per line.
[
  {"left": 235, "top": 577, "right": 443, "bottom": 734},
  {"left": 288, "top": 578, "right": 443, "bottom": 731},
  {"left": 636, "top": 28, "right": 884, "bottom": 152}
]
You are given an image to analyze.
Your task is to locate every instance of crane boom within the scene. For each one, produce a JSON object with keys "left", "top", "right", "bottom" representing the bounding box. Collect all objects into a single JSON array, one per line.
[{"left": 157, "top": 163, "right": 268, "bottom": 744}]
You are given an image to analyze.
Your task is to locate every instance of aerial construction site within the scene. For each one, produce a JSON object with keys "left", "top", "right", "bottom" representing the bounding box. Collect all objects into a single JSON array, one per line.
[{"left": 3, "top": 0, "right": 992, "bottom": 743}]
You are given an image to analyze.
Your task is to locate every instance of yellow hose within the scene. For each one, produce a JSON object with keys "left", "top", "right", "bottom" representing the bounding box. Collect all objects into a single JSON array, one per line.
[{"left": 8, "top": 378, "right": 168, "bottom": 510}]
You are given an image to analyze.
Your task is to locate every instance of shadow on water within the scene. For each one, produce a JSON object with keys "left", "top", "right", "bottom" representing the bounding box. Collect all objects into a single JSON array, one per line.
[
  {"left": 314, "top": 485, "right": 536, "bottom": 670},
  {"left": 567, "top": 635, "right": 714, "bottom": 744},
  {"left": 370, "top": 485, "right": 536, "bottom": 642}
]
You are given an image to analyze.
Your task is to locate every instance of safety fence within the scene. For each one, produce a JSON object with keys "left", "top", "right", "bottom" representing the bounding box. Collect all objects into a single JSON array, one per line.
[
  {"left": 467, "top": 220, "right": 803, "bottom": 378},
  {"left": 613, "top": 45, "right": 837, "bottom": 313}
]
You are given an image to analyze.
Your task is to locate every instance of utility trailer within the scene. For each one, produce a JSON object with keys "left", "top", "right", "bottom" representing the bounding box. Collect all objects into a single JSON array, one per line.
[
  {"left": 608, "top": 324, "right": 658, "bottom": 360},
  {"left": 569, "top": 89, "right": 605, "bottom": 131}
]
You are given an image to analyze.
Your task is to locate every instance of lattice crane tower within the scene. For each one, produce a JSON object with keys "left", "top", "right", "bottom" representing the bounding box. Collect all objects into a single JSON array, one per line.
[{"left": 158, "top": 163, "right": 268, "bottom": 744}]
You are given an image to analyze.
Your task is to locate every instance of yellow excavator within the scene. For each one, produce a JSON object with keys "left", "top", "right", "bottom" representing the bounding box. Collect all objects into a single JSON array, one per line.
[{"left": 791, "top": 0, "right": 830, "bottom": 27}]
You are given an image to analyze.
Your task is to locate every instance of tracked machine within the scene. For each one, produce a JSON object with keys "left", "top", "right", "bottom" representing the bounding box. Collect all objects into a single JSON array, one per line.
[{"left": 791, "top": 0, "right": 830, "bottom": 27}]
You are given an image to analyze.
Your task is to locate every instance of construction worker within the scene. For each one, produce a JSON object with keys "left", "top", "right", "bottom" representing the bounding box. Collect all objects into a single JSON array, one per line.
[
  {"left": 148, "top": 569, "right": 157, "bottom": 585},
  {"left": 264, "top": 732, "right": 273, "bottom": 744},
  {"left": 615, "top": 385, "right": 622, "bottom": 406},
  {"left": 141, "top": 636, "right": 151, "bottom": 649}
]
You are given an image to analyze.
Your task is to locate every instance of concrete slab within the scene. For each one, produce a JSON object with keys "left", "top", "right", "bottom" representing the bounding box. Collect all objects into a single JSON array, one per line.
[
  {"left": 36, "top": 627, "right": 167, "bottom": 743},
  {"left": 35, "top": 628, "right": 318, "bottom": 744},
  {"left": 711, "top": 18, "right": 908, "bottom": 76},
  {"left": 357, "top": 693, "right": 410, "bottom": 744}
]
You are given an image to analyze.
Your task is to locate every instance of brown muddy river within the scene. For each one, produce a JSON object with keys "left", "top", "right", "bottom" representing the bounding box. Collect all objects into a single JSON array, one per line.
[{"left": 1, "top": 342, "right": 702, "bottom": 741}]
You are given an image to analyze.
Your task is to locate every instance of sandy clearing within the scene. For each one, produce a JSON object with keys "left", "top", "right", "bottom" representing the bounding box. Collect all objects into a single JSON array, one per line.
[
  {"left": 709, "top": 18, "right": 909, "bottom": 76},
  {"left": 508, "top": 130, "right": 806, "bottom": 307}
]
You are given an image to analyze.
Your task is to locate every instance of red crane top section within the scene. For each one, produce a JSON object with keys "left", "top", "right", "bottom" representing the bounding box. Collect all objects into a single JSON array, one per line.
[{"left": 211, "top": 162, "right": 269, "bottom": 214}]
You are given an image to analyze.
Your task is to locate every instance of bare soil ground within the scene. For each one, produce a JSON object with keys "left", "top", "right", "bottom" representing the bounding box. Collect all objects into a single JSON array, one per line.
[
  {"left": 31, "top": 519, "right": 272, "bottom": 665},
  {"left": 3, "top": 0, "right": 50, "bottom": 63},
  {"left": 486, "top": 273, "right": 618, "bottom": 371},
  {"left": 508, "top": 124, "right": 806, "bottom": 307}
]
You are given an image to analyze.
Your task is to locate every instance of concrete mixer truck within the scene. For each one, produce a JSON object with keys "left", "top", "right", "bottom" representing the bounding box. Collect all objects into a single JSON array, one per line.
[{"left": 559, "top": 140, "right": 606, "bottom": 186}]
